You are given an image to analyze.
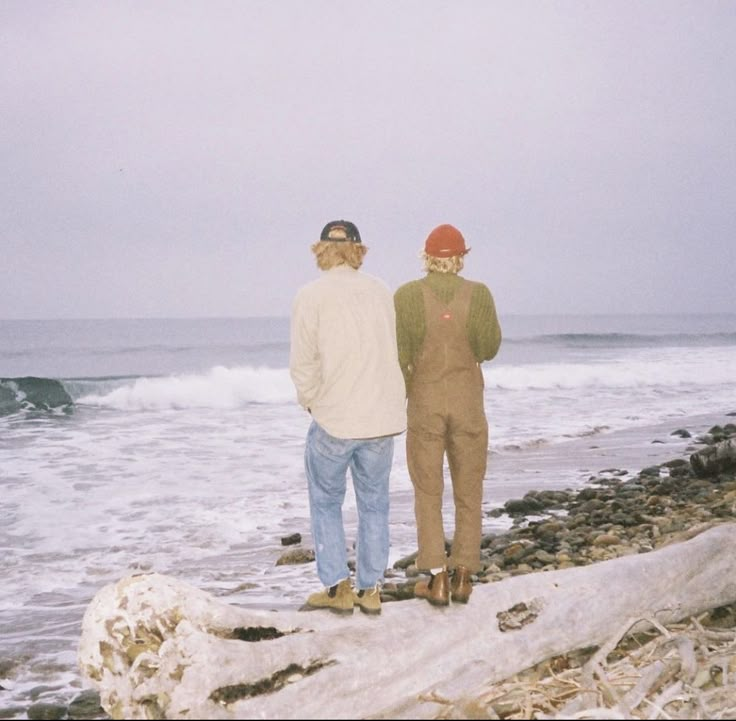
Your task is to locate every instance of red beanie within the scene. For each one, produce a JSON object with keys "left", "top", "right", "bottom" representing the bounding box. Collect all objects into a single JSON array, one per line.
[{"left": 424, "top": 224, "right": 470, "bottom": 258}]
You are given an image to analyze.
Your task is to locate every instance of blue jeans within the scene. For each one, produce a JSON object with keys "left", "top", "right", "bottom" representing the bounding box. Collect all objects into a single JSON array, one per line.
[{"left": 304, "top": 421, "right": 394, "bottom": 591}]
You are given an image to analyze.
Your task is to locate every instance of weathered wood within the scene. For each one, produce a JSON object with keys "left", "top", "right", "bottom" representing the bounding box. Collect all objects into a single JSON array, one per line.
[
  {"left": 690, "top": 438, "right": 736, "bottom": 477},
  {"left": 78, "top": 523, "right": 736, "bottom": 720}
]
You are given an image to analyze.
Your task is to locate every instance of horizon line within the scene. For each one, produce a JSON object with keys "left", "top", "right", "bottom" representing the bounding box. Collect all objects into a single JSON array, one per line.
[{"left": 2, "top": 311, "right": 735, "bottom": 322}]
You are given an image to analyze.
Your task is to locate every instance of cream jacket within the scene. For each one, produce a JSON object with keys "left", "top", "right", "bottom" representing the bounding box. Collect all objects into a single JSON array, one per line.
[{"left": 289, "top": 266, "right": 407, "bottom": 439}]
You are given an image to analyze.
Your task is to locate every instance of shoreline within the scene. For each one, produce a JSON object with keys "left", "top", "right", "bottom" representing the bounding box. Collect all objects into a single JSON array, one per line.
[{"left": 486, "top": 409, "right": 735, "bottom": 499}]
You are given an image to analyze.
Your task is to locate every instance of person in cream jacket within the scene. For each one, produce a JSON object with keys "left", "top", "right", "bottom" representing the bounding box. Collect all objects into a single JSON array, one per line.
[{"left": 289, "top": 219, "right": 406, "bottom": 615}]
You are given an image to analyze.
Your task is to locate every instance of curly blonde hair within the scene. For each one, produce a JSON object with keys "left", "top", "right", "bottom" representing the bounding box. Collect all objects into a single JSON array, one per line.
[
  {"left": 421, "top": 252, "right": 465, "bottom": 274},
  {"left": 311, "top": 241, "right": 368, "bottom": 270}
]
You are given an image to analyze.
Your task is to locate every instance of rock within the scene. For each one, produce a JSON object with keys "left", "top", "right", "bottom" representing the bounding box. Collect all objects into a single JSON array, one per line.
[
  {"left": 691, "top": 439, "right": 736, "bottom": 478},
  {"left": 533, "top": 549, "right": 557, "bottom": 564},
  {"left": 275, "top": 547, "right": 315, "bottom": 565},
  {"left": 392, "top": 550, "right": 419, "bottom": 569},
  {"left": 535, "top": 490, "right": 572, "bottom": 508},
  {"left": 280, "top": 533, "right": 302, "bottom": 546},
  {"left": 501, "top": 541, "right": 535, "bottom": 564},
  {"left": 592, "top": 533, "right": 621, "bottom": 546},
  {"left": 531, "top": 520, "right": 565, "bottom": 540},
  {"left": 66, "top": 689, "right": 104, "bottom": 719},
  {"left": 504, "top": 498, "right": 543, "bottom": 515},
  {"left": 26, "top": 703, "right": 66, "bottom": 720},
  {"left": 0, "top": 708, "right": 26, "bottom": 721}
]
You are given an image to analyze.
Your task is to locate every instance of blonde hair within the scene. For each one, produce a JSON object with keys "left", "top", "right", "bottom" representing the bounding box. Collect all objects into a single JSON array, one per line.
[
  {"left": 311, "top": 241, "right": 368, "bottom": 270},
  {"left": 421, "top": 252, "right": 465, "bottom": 274}
]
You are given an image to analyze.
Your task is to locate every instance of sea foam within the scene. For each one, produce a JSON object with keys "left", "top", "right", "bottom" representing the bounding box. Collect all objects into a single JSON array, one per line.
[{"left": 77, "top": 365, "right": 295, "bottom": 410}]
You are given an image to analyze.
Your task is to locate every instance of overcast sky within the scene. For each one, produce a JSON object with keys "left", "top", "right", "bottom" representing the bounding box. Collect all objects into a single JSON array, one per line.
[{"left": 2, "top": 1, "right": 734, "bottom": 319}]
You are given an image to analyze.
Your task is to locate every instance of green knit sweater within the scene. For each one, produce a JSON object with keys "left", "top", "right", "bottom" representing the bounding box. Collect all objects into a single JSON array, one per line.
[{"left": 393, "top": 272, "right": 502, "bottom": 388}]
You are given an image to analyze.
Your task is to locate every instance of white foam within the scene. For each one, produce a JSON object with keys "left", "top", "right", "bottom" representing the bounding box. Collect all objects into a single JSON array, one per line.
[
  {"left": 486, "top": 346, "right": 736, "bottom": 391},
  {"left": 70, "top": 343, "right": 736, "bottom": 414},
  {"left": 77, "top": 365, "right": 295, "bottom": 410}
]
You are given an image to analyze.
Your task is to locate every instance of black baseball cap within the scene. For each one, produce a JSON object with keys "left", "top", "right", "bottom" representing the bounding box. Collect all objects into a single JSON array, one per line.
[{"left": 320, "top": 220, "right": 362, "bottom": 243}]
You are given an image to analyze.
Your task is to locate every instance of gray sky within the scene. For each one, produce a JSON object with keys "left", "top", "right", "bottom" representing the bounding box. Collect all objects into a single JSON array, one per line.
[{"left": 2, "top": 0, "right": 735, "bottom": 319}]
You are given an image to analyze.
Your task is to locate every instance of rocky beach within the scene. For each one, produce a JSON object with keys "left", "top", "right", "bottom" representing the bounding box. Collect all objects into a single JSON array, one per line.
[{"left": 384, "top": 417, "right": 736, "bottom": 603}]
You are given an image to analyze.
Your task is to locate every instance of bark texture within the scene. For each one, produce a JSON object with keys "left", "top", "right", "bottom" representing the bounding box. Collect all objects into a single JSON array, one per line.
[{"left": 78, "top": 523, "right": 736, "bottom": 720}]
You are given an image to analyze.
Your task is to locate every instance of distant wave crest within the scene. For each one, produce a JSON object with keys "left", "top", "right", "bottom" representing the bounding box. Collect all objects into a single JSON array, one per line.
[
  {"left": 486, "top": 349, "right": 736, "bottom": 391},
  {"left": 76, "top": 366, "right": 294, "bottom": 410},
  {"left": 508, "top": 331, "right": 736, "bottom": 348},
  {"left": 67, "top": 348, "right": 736, "bottom": 411},
  {"left": 83, "top": 341, "right": 291, "bottom": 357},
  {"left": 12, "top": 345, "right": 733, "bottom": 414}
]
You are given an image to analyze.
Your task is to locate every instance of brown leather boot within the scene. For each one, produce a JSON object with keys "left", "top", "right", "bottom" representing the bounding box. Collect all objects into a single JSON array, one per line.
[
  {"left": 450, "top": 566, "right": 473, "bottom": 604},
  {"left": 414, "top": 570, "right": 450, "bottom": 607}
]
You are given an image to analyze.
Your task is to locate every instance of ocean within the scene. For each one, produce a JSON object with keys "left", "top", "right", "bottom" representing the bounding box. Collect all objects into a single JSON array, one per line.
[{"left": 1, "top": 312, "right": 735, "bottom": 717}]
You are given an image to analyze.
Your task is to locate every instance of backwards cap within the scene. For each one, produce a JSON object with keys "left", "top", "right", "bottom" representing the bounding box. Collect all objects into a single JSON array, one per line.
[{"left": 320, "top": 220, "right": 362, "bottom": 243}]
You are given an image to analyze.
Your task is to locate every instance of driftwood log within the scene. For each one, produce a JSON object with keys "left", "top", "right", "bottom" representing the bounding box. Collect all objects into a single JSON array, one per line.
[
  {"left": 690, "top": 438, "right": 736, "bottom": 478},
  {"left": 78, "top": 523, "right": 736, "bottom": 720}
]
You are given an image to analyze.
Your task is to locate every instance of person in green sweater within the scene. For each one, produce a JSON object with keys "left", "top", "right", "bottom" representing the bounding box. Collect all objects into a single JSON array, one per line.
[{"left": 394, "top": 223, "right": 502, "bottom": 607}]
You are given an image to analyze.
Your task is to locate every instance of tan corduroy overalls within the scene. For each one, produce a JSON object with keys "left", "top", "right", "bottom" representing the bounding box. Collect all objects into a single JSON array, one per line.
[{"left": 406, "top": 279, "right": 488, "bottom": 573}]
